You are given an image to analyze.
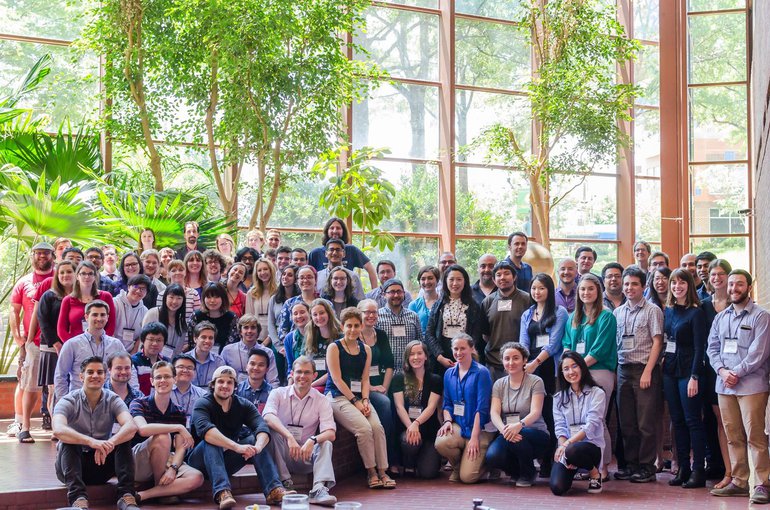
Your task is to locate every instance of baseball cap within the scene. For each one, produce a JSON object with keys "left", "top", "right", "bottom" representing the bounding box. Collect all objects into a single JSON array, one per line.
[{"left": 211, "top": 365, "right": 237, "bottom": 383}]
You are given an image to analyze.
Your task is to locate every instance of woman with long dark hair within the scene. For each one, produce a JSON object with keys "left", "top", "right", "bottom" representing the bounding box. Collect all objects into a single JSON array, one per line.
[
  {"left": 183, "top": 250, "right": 207, "bottom": 298},
  {"left": 549, "top": 351, "right": 606, "bottom": 496},
  {"left": 143, "top": 283, "right": 188, "bottom": 357},
  {"left": 234, "top": 246, "right": 260, "bottom": 291},
  {"left": 268, "top": 264, "right": 299, "bottom": 346},
  {"left": 58, "top": 261, "right": 116, "bottom": 340},
  {"left": 426, "top": 264, "right": 484, "bottom": 375},
  {"left": 307, "top": 217, "right": 378, "bottom": 288},
  {"left": 321, "top": 266, "right": 360, "bottom": 318},
  {"left": 115, "top": 252, "right": 145, "bottom": 294},
  {"left": 187, "top": 282, "right": 239, "bottom": 353},
  {"left": 647, "top": 266, "right": 672, "bottom": 310},
  {"left": 277, "top": 265, "right": 319, "bottom": 340},
  {"left": 224, "top": 262, "right": 248, "bottom": 318}
]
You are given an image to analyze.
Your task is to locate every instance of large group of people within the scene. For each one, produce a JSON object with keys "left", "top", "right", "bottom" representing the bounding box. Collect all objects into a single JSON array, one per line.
[{"left": 8, "top": 222, "right": 770, "bottom": 508}]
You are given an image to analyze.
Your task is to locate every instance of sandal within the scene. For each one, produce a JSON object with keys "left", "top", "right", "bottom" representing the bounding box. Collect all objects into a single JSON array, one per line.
[
  {"left": 18, "top": 430, "right": 35, "bottom": 443},
  {"left": 380, "top": 474, "right": 397, "bottom": 489},
  {"left": 367, "top": 473, "right": 383, "bottom": 489}
]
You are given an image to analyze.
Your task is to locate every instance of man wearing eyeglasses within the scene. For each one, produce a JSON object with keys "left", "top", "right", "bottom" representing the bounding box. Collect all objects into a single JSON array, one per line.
[
  {"left": 315, "top": 239, "right": 365, "bottom": 300},
  {"left": 366, "top": 260, "right": 413, "bottom": 309},
  {"left": 376, "top": 278, "right": 423, "bottom": 373},
  {"left": 129, "top": 360, "right": 204, "bottom": 505},
  {"left": 170, "top": 354, "right": 208, "bottom": 430}
]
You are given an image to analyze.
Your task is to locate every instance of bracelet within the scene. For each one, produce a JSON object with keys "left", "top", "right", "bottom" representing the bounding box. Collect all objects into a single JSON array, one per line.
[
  {"left": 168, "top": 463, "right": 180, "bottom": 472},
  {"left": 535, "top": 358, "right": 542, "bottom": 365},
  {"left": 443, "top": 419, "right": 453, "bottom": 425}
]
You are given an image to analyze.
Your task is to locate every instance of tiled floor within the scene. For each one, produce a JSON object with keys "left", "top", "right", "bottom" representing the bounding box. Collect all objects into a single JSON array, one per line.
[{"left": 0, "top": 419, "right": 756, "bottom": 510}]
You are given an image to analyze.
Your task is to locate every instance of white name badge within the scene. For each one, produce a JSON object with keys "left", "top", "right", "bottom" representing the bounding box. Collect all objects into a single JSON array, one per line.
[
  {"left": 408, "top": 406, "right": 423, "bottom": 419},
  {"left": 576, "top": 342, "right": 586, "bottom": 355},
  {"left": 111, "top": 422, "right": 120, "bottom": 435},
  {"left": 369, "top": 365, "right": 380, "bottom": 377},
  {"left": 505, "top": 413, "right": 521, "bottom": 426},
  {"left": 185, "top": 416, "right": 192, "bottom": 429},
  {"left": 453, "top": 403, "right": 465, "bottom": 417},
  {"left": 569, "top": 424, "right": 583, "bottom": 437},
  {"left": 287, "top": 424, "right": 304, "bottom": 442},
  {"left": 724, "top": 338, "right": 739, "bottom": 354},
  {"left": 621, "top": 334, "right": 635, "bottom": 350},
  {"left": 350, "top": 379, "right": 362, "bottom": 393},
  {"left": 497, "top": 300, "right": 512, "bottom": 312},
  {"left": 314, "top": 358, "right": 326, "bottom": 371},
  {"left": 392, "top": 325, "right": 407, "bottom": 337},
  {"left": 536, "top": 334, "right": 549, "bottom": 349},
  {"left": 161, "top": 345, "right": 175, "bottom": 360},
  {"left": 665, "top": 341, "right": 676, "bottom": 354},
  {"left": 137, "top": 366, "right": 151, "bottom": 375},
  {"left": 122, "top": 328, "right": 135, "bottom": 345},
  {"left": 445, "top": 326, "right": 462, "bottom": 338}
]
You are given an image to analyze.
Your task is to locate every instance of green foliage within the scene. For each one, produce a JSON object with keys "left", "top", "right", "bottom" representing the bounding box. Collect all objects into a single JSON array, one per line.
[
  {"left": 317, "top": 146, "right": 397, "bottom": 251},
  {"left": 0, "top": 53, "right": 51, "bottom": 128}
]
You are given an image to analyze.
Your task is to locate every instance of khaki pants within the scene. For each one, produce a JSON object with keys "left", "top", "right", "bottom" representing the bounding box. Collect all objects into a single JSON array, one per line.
[
  {"left": 718, "top": 392, "right": 770, "bottom": 488},
  {"left": 434, "top": 423, "right": 495, "bottom": 483},
  {"left": 328, "top": 395, "right": 388, "bottom": 470}
]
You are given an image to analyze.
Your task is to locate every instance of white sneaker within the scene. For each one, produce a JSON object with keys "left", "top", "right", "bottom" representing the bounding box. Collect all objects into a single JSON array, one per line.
[
  {"left": 309, "top": 485, "right": 337, "bottom": 507},
  {"left": 7, "top": 422, "right": 21, "bottom": 437}
]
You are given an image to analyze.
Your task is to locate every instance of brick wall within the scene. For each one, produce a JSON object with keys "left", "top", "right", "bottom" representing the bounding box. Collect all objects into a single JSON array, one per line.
[
  {"left": 0, "top": 377, "right": 18, "bottom": 419},
  {"left": 753, "top": 2, "right": 770, "bottom": 308}
]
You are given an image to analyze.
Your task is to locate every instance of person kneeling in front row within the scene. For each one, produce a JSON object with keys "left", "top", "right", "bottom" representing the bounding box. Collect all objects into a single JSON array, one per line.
[
  {"left": 185, "top": 365, "right": 295, "bottom": 509},
  {"left": 549, "top": 351, "right": 607, "bottom": 496},
  {"left": 264, "top": 356, "right": 338, "bottom": 506},
  {"left": 53, "top": 356, "right": 140, "bottom": 510}
]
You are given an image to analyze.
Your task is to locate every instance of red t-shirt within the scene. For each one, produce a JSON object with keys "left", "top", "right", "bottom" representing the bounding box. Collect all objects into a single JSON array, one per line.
[
  {"left": 11, "top": 270, "right": 55, "bottom": 346},
  {"left": 57, "top": 291, "right": 117, "bottom": 342}
]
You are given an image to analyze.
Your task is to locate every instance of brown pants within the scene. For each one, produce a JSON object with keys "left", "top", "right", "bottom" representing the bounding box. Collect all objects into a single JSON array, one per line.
[
  {"left": 718, "top": 392, "right": 770, "bottom": 488},
  {"left": 434, "top": 423, "right": 495, "bottom": 484}
]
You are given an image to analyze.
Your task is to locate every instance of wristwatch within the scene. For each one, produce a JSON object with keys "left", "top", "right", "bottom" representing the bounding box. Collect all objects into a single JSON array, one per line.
[
  {"left": 349, "top": 396, "right": 360, "bottom": 405},
  {"left": 310, "top": 435, "right": 318, "bottom": 444},
  {"left": 168, "top": 463, "right": 180, "bottom": 472}
]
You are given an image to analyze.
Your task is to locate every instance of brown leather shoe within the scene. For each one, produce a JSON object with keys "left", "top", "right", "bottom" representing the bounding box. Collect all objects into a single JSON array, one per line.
[
  {"left": 266, "top": 486, "right": 297, "bottom": 505},
  {"left": 216, "top": 489, "right": 236, "bottom": 510}
]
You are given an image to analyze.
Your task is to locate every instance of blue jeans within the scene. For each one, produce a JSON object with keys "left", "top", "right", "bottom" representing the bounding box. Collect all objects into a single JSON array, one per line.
[
  {"left": 663, "top": 373, "right": 706, "bottom": 470},
  {"left": 369, "top": 390, "right": 397, "bottom": 465},
  {"left": 484, "top": 427, "right": 550, "bottom": 479},
  {"left": 187, "top": 434, "right": 281, "bottom": 500}
]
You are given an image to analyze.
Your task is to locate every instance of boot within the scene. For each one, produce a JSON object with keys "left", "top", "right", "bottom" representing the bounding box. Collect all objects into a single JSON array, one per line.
[
  {"left": 682, "top": 468, "right": 706, "bottom": 489},
  {"left": 669, "top": 466, "right": 691, "bottom": 486}
]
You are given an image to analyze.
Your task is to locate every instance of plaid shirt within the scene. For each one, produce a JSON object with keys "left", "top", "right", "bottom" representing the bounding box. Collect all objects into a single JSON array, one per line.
[
  {"left": 614, "top": 299, "right": 664, "bottom": 365},
  {"left": 376, "top": 305, "right": 423, "bottom": 372}
]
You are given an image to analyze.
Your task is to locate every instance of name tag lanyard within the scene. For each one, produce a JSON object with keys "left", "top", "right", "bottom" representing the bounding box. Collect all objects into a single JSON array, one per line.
[
  {"left": 455, "top": 369, "right": 470, "bottom": 415},
  {"left": 728, "top": 311, "right": 748, "bottom": 340},
  {"left": 721, "top": 311, "right": 748, "bottom": 360},
  {"left": 86, "top": 333, "right": 106, "bottom": 359},
  {"left": 622, "top": 306, "right": 640, "bottom": 339},
  {"left": 570, "top": 391, "right": 586, "bottom": 435},
  {"left": 505, "top": 374, "right": 526, "bottom": 416},
  {"left": 289, "top": 393, "right": 312, "bottom": 429},
  {"left": 176, "top": 389, "right": 194, "bottom": 416},
  {"left": 122, "top": 299, "right": 143, "bottom": 333}
]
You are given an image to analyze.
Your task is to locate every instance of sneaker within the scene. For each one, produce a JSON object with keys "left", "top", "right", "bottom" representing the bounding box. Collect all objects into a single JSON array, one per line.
[
  {"left": 309, "top": 485, "right": 337, "bottom": 507},
  {"left": 282, "top": 478, "right": 294, "bottom": 490},
  {"left": 614, "top": 468, "right": 633, "bottom": 480},
  {"left": 116, "top": 493, "right": 139, "bottom": 510},
  {"left": 710, "top": 481, "right": 750, "bottom": 497},
  {"left": 449, "top": 469, "right": 461, "bottom": 483},
  {"left": 588, "top": 477, "right": 603, "bottom": 494},
  {"left": 751, "top": 485, "right": 770, "bottom": 504},
  {"left": 72, "top": 497, "right": 89, "bottom": 509},
  {"left": 515, "top": 474, "right": 536, "bottom": 487},
  {"left": 486, "top": 469, "right": 502, "bottom": 481},
  {"left": 41, "top": 414, "right": 52, "bottom": 431},
  {"left": 216, "top": 489, "right": 236, "bottom": 510},
  {"left": 266, "top": 486, "right": 297, "bottom": 506},
  {"left": 6, "top": 421, "right": 21, "bottom": 437},
  {"left": 630, "top": 469, "right": 656, "bottom": 483}
]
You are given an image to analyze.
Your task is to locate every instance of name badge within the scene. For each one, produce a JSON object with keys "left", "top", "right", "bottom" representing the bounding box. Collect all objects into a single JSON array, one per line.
[
  {"left": 161, "top": 345, "right": 175, "bottom": 360},
  {"left": 453, "top": 402, "right": 465, "bottom": 417},
  {"left": 137, "top": 366, "right": 151, "bottom": 375},
  {"left": 122, "top": 328, "right": 135, "bottom": 345},
  {"left": 369, "top": 365, "right": 380, "bottom": 377},
  {"left": 497, "top": 300, "right": 512, "bottom": 312},
  {"left": 536, "top": 334, "right": 549, "bottom": 348},
  {"left": 505, "top": 413, "right": 521, "bottom": 426},
  {"left": 445, "top": 326, "right": 462, "bottom": 338},
  {"left": 186, "top": 416, "right": 192, "bottom": 429},
  {"left": 569, "top": 423, "right": 583, "bottom": 437},
  {"left": 314, "top": 358, "right": 326, "bottom": 371},
  {"left": 392, "top": 325, "right": 407, "bottom": 337},
  {"left": 350, "top": 379, "right": 362, "bottom": 393},
  {"left": 665, "top": 341, "right": 676, "bottom": 354},
  {"left": 576, "top": 342, "right": 586, "bottom": 355},
  {"left": 621, "top": 334, "right": 635, "bottom": 350},
  {"left": 724, "top": 338, "right": 739, "bottom": 354},
  {"left": 111, "top": 422, "right": 120, "bottom": 435},
  {"left": 408, "top": 406, "right": 422, "bottom": 419},
  {"left": 81, "top": 320, "right": 88, "bottom": 331},
  {"left": 287, "top": 424, "right": 304, "bottom": 442}
]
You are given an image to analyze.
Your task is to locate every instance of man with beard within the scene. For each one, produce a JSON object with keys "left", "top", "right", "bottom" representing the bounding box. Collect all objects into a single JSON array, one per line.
[
  {"left": 176, "top": 221, "right": 205, "bottom": 260},
  {"left": 376, "top": 279, "right": 423, "bottom": 372},
  {"left": 481, "top": 261, "right": 531, "bottom": 381},
  {"left": 602, "top": 262, "right": 626, "bottom": 311},
  {"left": 85, "top": 247, "right": 120, "bottom": 296},
  {"left": 555, "top": 258, "right": 578, "bottom": 313},
  {"left": 707, "top": 270, "right": 770, "bottom": 503},
  {"left": 106, "top": 352, "right": 144, "bottom": 407},
  {"left": 503, "top": 231, "right": 533, "bottom": 292},
  {"left": 11, "top": 242, "right": 55, "bottom": 440},
  {"left": 366, "top": 260, "right": 413, "bottom": 308},
  {"left": 471, "top": 254, "right": 497, "bottom": 306}
]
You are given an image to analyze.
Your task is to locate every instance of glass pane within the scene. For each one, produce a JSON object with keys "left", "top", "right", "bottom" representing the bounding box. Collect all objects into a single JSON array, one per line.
[
  {"left": 635, "top": 178, "right": 661, "bottom": 242},
  {"left": 455, "top": 167, "right": 531, "bottom": 235},
  {"left": 381, "top": 0, "right": 438, "bottom": 7},
  {"left": 550, "top": 135, "right": 617, "bottom": 174},
  {"left": 550, "top": 174, "right": 618, "bottom": 241},
  {"left": 353, "top": 82, "right": 439, "bottom": 160},
  {"left": 550, "top": 241, "right": 618, "bottom": 275},
  {"left": 634, "top": 0, "right": 660, "bottom": 41},
  {"left": 688, "top": 85, "right": 747, "bottom": 161},
  {"left": 456, "top": 238, "right": 509, "bottom": 273},
  {"left": 455, "top": 18, "right": 530, "bottom": 90},
  {"left": 268, "top": 232, "right": 323, "bottom": 255},
  {"left": 455, "top": 90, "right": 530, "bottom": 164},
  {"left": 0, "top": 0, "right": 91, "bottom": 41},
  {"left": 354, "top": 7, "right": 438, "bottom": 81},
  {"left": 635, "top": 44, "right": 659, "bottom": 106},
  {"left": 369, "top": 237, "right": 439, "bottom": 294},
  {"left": 0, "top": 40, "right": 98, "bottom": 129},
  {"left": 369, "top": 161, "right": 439, "bottom": 233},
  {"left": 455, "top": 0, "right": 526, "bottom": 21},
  {"left": 253, "top": 173, "right": 328, "bottom": 230},
  {"left": 690, "top": 164, "right": 748, "bottom": 235},
  {"left": 690, "top": 237, "right": 749, "bottom": 270},
  {"left": 634, "top": 108, "right": 661, "bottom": 177},
  {"left": 688, "top": 0, "right": 745, "bottom": 11},
  {"left": 688, "top": 13, "right": 746, "bottom": 84}
]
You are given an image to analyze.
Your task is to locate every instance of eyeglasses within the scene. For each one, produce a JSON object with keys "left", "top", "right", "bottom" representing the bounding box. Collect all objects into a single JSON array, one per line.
[
  {"left": 124, "top": 262, "right": 140, "bottom": 268},
  {"left": 605, "top": 274, "right": 621, "bottom": 280},
  {"left": 240, "top": 256, "right": 254, "bottom": 262},
  {"left": 362, "top": 310, "right": 378, "bottom": 315},
  {"left": 386, "top": 290, "right": 404, "bottom": 295},
  {"left": 153, "top": 375, "right": 174, "bottom": 381},
  {"left": 174, "top": 365, "right": 195, "bottom": 372}
]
